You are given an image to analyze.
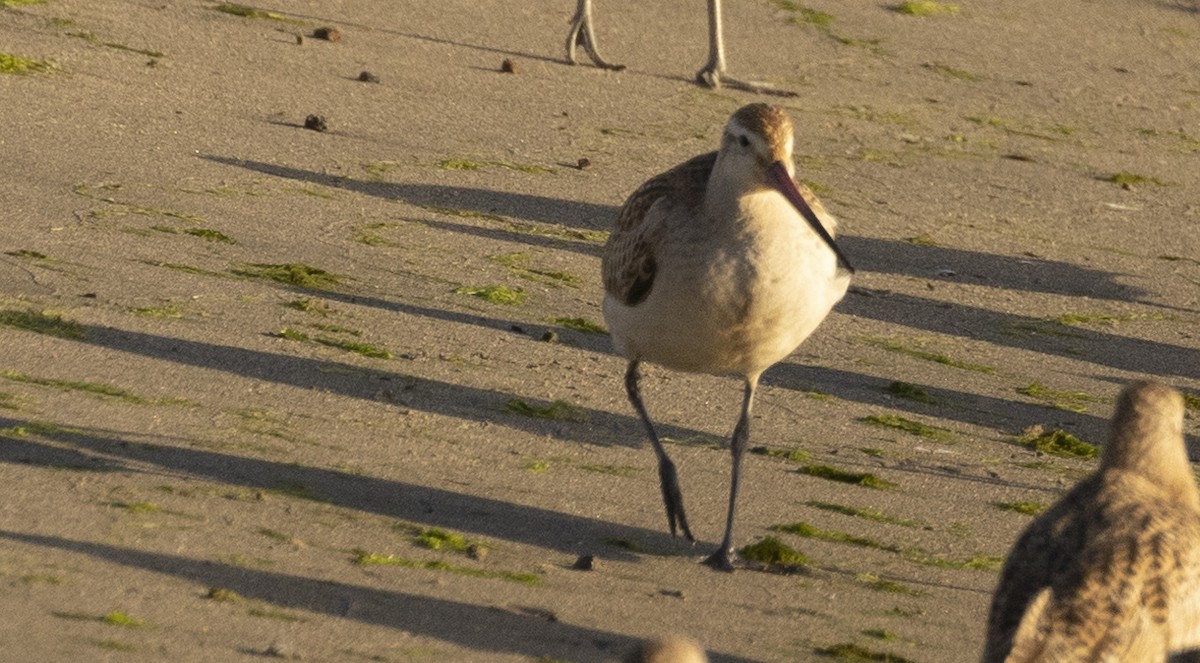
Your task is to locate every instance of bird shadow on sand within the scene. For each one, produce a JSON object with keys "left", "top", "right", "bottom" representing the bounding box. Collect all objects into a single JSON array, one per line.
[
  {"left": 0, "top": 530, "right": 759, "bottom": 663},
  {"left": 839, "top": 288, "right": 1198, "bottom": 380},
  {"left": 74, "top": 323, "right": 688, "bottom": 453},
  {"left": 202, "top": 155, "right": 1172, "bottom": 307},
  {"left": 0, "top": 416, "right": 675, "bottom": 562},
  {"left": 200, "top": 154, "right": 614, "bottom": 235}
]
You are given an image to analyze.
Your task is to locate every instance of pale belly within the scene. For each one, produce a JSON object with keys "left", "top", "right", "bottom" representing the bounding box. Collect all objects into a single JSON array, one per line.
[{"left": 605, "top": 231, "right": 849, "bottom": 378}]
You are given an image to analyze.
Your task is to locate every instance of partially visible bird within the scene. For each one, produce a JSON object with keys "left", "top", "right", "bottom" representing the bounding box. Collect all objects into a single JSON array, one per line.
[
  {"left": 566, "top": 0, "right": 795, "bottom": 96},
  {"left": 983, "top": 381, "right": 1200, "bottom": 662},
  {"left": 602, "top": 103, "right": 853, "bottom": 570},
  {"left": 625, "top": 635, "right": 709, "bottom": 663}
]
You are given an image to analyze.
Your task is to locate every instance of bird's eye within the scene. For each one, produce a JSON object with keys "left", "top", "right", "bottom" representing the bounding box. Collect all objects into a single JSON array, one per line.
[{"left": 737, "top": 135, "right": 750, "bottom": 148}]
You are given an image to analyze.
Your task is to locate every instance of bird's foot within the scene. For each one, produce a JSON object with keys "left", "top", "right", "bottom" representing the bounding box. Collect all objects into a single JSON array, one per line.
[
  {"left": 658, "top": 460, "right": 694, "bottom": 542},
  {"left": 694, "top": 66, "right": 797, "bottom": 97},
  {"left": 703, "top": 547, "right": 736, "bottom": 572},
  {"left": 566, "top": 21, "right": 626, "bottom": 70}
]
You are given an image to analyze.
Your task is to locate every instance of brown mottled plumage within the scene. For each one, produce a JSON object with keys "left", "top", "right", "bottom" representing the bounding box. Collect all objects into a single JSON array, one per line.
[
  {"left": 984, "top": 381, "right": 1200, "bottom": 663},
  {"left": 602, "top": 103, "right": 851, "bottom": 570}
]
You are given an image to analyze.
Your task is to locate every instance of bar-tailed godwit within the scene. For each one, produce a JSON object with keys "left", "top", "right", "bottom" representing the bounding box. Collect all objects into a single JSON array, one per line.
[
  {"left": 984, "top": 381, "right": 1200, "bottom": 662},
  {"left": 602, "top": 103, "right": 853, "bottom": 570}
]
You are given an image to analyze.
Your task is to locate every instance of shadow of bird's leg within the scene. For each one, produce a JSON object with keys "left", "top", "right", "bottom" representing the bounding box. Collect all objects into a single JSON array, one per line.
[
  {"left": 626, "top": 361, "right": 694, "bottom": 542},
  {"left": 565, "top": 0, "right": 627, "bottom": 71}
]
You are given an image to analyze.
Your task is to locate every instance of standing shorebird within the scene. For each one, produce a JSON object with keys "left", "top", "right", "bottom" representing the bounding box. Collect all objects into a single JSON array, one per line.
[
  {"left": 602, "top": 103, "right": 854, "bottom": 570},
  {"left": 983, "top": 381, "right": 1200, "bottom": 662},
  {"left": 566, "top": 0, "right": 794, "bottom": 95}
]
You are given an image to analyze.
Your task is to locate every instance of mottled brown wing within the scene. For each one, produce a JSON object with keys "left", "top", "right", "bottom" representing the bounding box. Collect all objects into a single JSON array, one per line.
[{"left": 602, "top": 152, "right": 716, "bottom": 307}]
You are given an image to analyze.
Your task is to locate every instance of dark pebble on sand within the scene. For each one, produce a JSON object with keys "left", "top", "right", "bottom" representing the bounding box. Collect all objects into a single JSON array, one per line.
[
  {"left": 313, "top": 26, "right": 342, "bottom": 42},
  {"left": 572, "top": 555, "right": 596, "bottom": 571},
  {"left": 304, "top": 115, "right": 328, "bottom": 132},
  {"left": 500, "top": 58, "right": 519, "bottom": 74},
  {"left": 357, "top": 71, "right": 380, "bottom": 83}
]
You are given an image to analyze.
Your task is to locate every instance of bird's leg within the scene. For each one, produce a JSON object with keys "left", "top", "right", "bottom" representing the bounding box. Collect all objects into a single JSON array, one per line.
[
  {"left": 704, "top": 375, "right": 757, "bottom": 571},
  {"left": 695, "top": 0, "right": 797, "bottom": 97},
  {"left": 625, "top": 360, "right": 694, "bottom": 541},
  {"left": 565, "top": 0, "right": 626, "bottom": 71}
]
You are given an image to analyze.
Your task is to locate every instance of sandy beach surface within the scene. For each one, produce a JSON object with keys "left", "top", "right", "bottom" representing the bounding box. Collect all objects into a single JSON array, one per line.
[{"left": 1, "top": 0, "right": 1198, "bottom": 660}]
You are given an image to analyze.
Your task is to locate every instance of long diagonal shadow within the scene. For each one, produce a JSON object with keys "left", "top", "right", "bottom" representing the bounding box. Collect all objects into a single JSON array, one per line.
[
  {"left": 0, "top": 531, "right": 760, "bottom": 663},
  {"left": 0, "top": 418, "right": 674, "bottom": 559},
  {"left": 838, "top": 236, "right": 1176, "bottom": 308},
  {"left": 200, "top": 155, "right": 616, "bottom": 236},
  {"left": 840, "top": 290, "right": 1198, "bottom": 379},
  {"left": 79, "top": 324, "right": 687, "bottom": 448}
]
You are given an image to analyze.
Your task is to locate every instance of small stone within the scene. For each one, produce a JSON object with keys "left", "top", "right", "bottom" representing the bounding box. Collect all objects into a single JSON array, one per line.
[
  {"left": 572, "top": 554, "right": 596, "bottom": 571},
  {"left": 357, "top": 70, "right": 380, "bottom": 83},
  {"left": 295, "top": 34, "right": 303, "bottom": 45},
  {"left": 304, "top": 115, "right": 328, "bottom": 132},
  {"left": 313, "top": 26, "right": 341, "bottom": 42},
  {"left": 540, "top": 330, "right": 558, "bottom": 343},
  {"left": 500, "top": 58, "right": 519, "bottom": 74},
  {"left": 576, "top": 157, "right": 592, "bottom": 170},
  {"left": 467, "top": 544, "right": 488, "bottom": 561}
]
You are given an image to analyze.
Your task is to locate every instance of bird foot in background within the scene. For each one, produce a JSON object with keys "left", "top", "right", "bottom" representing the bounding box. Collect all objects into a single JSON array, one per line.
[
  {"left": 703, "top": 547, "right": 735, "bottom": 572},
  {"left": 565, "top": 16, "right": 627, "bottom": 71},
  {"left": 695, "top": 66, "right": 798, "bottom": 97}
]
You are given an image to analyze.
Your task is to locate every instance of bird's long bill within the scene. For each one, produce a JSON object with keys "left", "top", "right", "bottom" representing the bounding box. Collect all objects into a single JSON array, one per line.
[{"left": 767, "top": 161, "right": 855, "bottom": 274}]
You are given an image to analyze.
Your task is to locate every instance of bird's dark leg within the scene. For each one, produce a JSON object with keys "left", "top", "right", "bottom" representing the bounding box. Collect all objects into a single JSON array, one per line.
[
  {"left": 695, "top": 0, "right": 797, "bottom": 97},
  {"left": 625, "top": 360, "right": 694, "bottom": 541},
  {"left": 704, "top": 375, "right": 758, "bottom": 571},
  {"left": 565, "top": 0, "right": 626, "bottom": 71}
]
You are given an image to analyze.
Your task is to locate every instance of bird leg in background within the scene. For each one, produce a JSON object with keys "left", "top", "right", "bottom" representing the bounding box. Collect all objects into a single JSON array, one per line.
[{"left": 565, "top": 0, "right": 626, "bottom": 71}]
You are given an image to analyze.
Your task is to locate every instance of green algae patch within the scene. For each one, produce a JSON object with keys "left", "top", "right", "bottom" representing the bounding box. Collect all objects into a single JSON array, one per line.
[
  {"left": 769, "top": 0, "right": 836, "bottom": 28},
  {"left": 206, "top": 587, "right": 245, "bottom": 603},
  {"left": 738, "top": 536, "right": 811, "bottom": 570},
  {"left": 0, "top": 309, "right": 87, "bottom": 339},
  {"left": 232, "top": 263, "right": 342, "bottom": 290},
  {"left": 771, "top": 521, "right": 899, "bottom": 552},
  {"left": 213, "top": 3, "right": 296, "bottom": 21},
  {"left": 415, "top": 528, "right": 470, "bottom": 552},
  {"left": 800, "top": 464, "right": 896, "bottom": 489},
  {"left": 865, "top": 337, "right": 996, "bottom": 374},
  {"left": 815, "top": 642, "right": 917, "bottom": 662},
  {"left": 352, "top": 550, "right": 540, "bottom": 585},
  {"left": 1103, "top": 171, "right": 1169, "bottom": 187},
  {"left": 886, "top": 381, "right": 936, "bottom": 404},
  {"left": 551, "top": 317, "right": 607, "bottom": 334},
  {"left": 894, "top": 0, "right": 958, "bottom": 15},
  {"left": 751, "top": 445, "right": 811, "bottom": 463},
  {"left": 863, "top": 414, "right": 953, "bottom": 442},
  {"left": 1017, "top": 382, "right": 1099, "bottom": 413},
  {"left": 855, "top": 573, "right": 919, "bottom": 595},
  {"left": 0, "top": 369, "right": 194, "bottom": 406},
  {"left": 994, "top": 501, "right": 1047, "bottom": 516},
  {"left": 805, "top": 501, "right": 924, "bottom": 528},
  {"left": 0, "top": 52, "right": 54, "bottom": 75},
  {"left": 1015, "top": 426, "right": 1097, "bottom": 459},
  {"left": 455, "top": 284, "right": 527, "bottom": 305},
  {"left": 505, "top": 398, "right": 587, "bottom": 422}
]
